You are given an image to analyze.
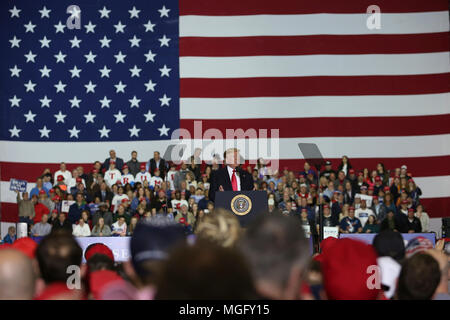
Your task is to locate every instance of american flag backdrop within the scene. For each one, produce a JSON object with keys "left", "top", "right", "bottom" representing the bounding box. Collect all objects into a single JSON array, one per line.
[{"left": 0, "top": 0, "right": 449, "bottom": 221}]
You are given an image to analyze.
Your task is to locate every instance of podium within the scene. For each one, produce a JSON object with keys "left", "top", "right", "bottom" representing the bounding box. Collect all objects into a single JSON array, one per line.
[{"left": 215, "top": 191, "right": 268, "bottom": 227}]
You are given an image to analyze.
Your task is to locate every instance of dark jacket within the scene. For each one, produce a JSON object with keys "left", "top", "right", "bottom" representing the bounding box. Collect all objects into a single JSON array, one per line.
[
  {"left": 398, "top": 215, "right": 422, "bottom": 233},
  {"left": 94, "top": 190, "right": 114, "bottom": 204},
  {"left": 52, "top": 219, "right": 73, "bottom": 233},
  {"left": 103, "top": 157, "right": 124, "bottom": 172},
  {"left": 148, "top": 158, "right": 168, "bottom": 179},
  {"left": 209, "top": 166, "right": 254, "bottom": 202},
  {"left": 380, "top": 217, "right": 401, "bottom": 232},
  {"left": 126, "top": 159, "right": 141, "bottom": 177},
  {"left": 68, "top": 202, "right": 89, "bottom": 225}
]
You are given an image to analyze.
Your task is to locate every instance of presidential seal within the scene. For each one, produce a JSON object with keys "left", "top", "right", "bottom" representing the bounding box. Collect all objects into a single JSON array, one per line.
[{"left": 230, "top": 194, "right": 252, "bottom": 216}]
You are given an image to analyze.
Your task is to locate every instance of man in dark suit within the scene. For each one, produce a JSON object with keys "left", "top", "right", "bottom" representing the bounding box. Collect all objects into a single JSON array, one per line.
[
  {"left": 94, "top": 182, "right": 114, "bottom": 205},
  {"left": 146, "top": 151, "right": 168, "bottom": 179},
  {"left": 209, "top": 148, "right": 254, "bottom": 202},
  {"left": 103, "top": 149, "right": 124, "bottom": 173}
]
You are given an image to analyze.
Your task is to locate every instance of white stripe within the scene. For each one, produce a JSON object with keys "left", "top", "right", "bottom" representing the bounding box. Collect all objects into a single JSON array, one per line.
[
  {"left": 1, "top": 134, "right": 450, "bottom": 163},
  {"left": 1, "top": 177, "right": 449, "bottom": 203},
  {"left": 180, "top": 53, "right": 450, "bottom": 78},
  {"left": 181, "top": 94, "right": 450, "bottom": 119},
  {"left": 180, "top": 12, "right": 450, "bottom": 37}
]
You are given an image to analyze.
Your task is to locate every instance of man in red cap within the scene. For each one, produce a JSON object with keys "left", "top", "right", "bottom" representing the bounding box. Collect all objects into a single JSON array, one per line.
[
  {"left": 32, "top": 195, "right": 50, "bottom": 224},
  {"left": 53, "top": 162, "right": 72, "bottom": 186},
  {"left": 135, "top": 163, "right": 151, "bottom": 184},
  {"left": 320, "top": 238, "right": 383, "bottom": 300},
  {"left": 373, "top": 176, "right": 384, "bottom": 195},
  {"left": 120, "top": 164, "right": 135, "bottom": 186}
]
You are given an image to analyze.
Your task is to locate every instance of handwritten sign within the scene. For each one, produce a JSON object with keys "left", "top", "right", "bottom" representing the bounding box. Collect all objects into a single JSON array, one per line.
[
  {"left": 323, "top": 226, "right": 339, "bottom": 239},
  {"left": 302, "top": 225, "right": 311, "bottom": 239},
  {"left": 9, "top": 179, "right": 27, "bottom": 192},
  {"left": 61, "top": 200, "right": 75, "bottom": 213},
  {"left": 355, "top": 193, "right": 373, "bottom": 207}
]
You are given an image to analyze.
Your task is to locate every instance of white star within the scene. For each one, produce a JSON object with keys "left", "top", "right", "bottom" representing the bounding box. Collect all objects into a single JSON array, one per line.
[
  {"left": 158, "top": 124, "right": 170, "bottom": 136},
  {"left": 159, "top": 65, "right": 172, "bottom": 77},
  {"left": 39, "top": 126, "right": 51, "bottom": 138},
  {"left": 39, "top": 65, "right": 52, "bottom": 78},
  {"left": 9, "top": 6, "right": 21, "bottom": 18},
  {"left": 113, "top": 110, "right": 127, "bottom": 123},
  {"left": 54, "top": 81, "right": 67, "bottom": 93},
  {"left": 85, "top": 21, "right": 96, "bottom": 33},
  {"left": 69, "top": 96, "right": 82, "bottom": 108},
  {"left": 129, "top": 65, "right": 142, "bottom": 77},
  {"left": 144, "top": 79, "right": 157, "bottom": 92},
  {"left": 129, "top": 96, "right": 141, "bottom": 108},
  {"left": 9, "top": 126, "right": 21, "bottom": 138},
  {"left": 39, "top": 95, "right": 52, "bottom": 108},
  {"left": 39, "top": 36, "right": 51, "bottom": 48},
  {"left": 114, "top": 51, "right": 126, "bottom": 63},
  {"left": 129, "top": 35, "right": 141, "bottom": 48},
  {"left": 114, "top": 21, "right": 126, "bottom": 33},
  {"left": 99, "top": 36, "right": 111, "bottom": 48},
  {"left": 84, "top": 111, "right": 96, "bottom": 123},
  {"left": 69, "top": 65, "right": 82, "bottom": 78},
  {"left": 98, "top": 126, "right": 111, "bottom": 138},
  {"left": 24, "top": 110, "right": 37, "bottom": 123},
  {"left": 24, "top": 80, "right": 36, "bottom": 92},
  {"left": 69, "top": 7, "right": 81, "bottom": 19},
  {"left": 99, "top": 96, "right": 111, "bottom": 108},
  {"left": 144, "top": 110, "right": 156, "bottom": 122},
  {"left": 85, "top": 81, "right": 97, "bottom": 93},
  {"left": 24, "top": 21, "right": 36, "bottom": 33},
  {"left": 9, "top": 36, "right": 21, "bottom": 48},
  {"left": 9, "top": 95, "right": 21, "bottom": 107},
  {"left": 128, "top": 125, "right": 141, "bottom": 137},
  {"left": 144, "top": 50, "right": 157, "bottom": 62},
  {"left": 39, "top": 6, "right": 51, "bottom": 18},
  {"left": 129, "top": 6, "right": 140, "bottom": 18},
  {"left": 68, "top": 126, "right": 81, "bottom": 138},
  {"left": 54, "top": 111, "right": 67, "bottom": 123},
  {"left": 158, "top": 35, "right": 171, "bottom": 47},
  {"left": 84, "top": 51, "right": 97, "bottom": 63},
  {"left": 159, "top": 94, "right": 171, "bottom": 106},
  {"left": 114, "top": 81, "right": 126, "bottom": 93},
  {"left": 99, "top": 65, "right": 111, "bottom": 78},
  {"left": 10, "top": 65, "right": 21, "bottom": 77},
  {"left": 99, "top": 6, "right": 111, "bottom": 18},
  {"left": 54, "top": 21, "right": 66, "bottom": 33},
  {"left": 24, "top": 51, "right": 37, "bottom": 63},
  {"left": 158, "top": 6, "right": 170, "bottom": 18},
  {"left": 143, "top": 20, "right": 156, "bottom": 32},
  {"left": 54, "top": 51, "right": 66, "bottom": 63},
  {"left": 69, "top": 36, "right": 82, "bottom": 48}
]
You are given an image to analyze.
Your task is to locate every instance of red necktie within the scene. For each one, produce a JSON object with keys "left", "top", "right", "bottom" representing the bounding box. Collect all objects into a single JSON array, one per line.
[{"left": 231, "top": 169, "right": 238, "bottom": 191}]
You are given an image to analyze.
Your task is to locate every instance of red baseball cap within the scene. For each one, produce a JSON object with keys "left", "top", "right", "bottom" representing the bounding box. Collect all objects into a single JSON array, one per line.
[
  {"left": 76, "top": 177, "right": 82, "bottom": 183},
  {"left": 52, "top": 196, "right": 61, "bottom": 201},
  {"left": 349, "top": 169, "right": 355, "bottom": 174},
  {"left": 401, "top": 200, "right": 409, "bottom": 204},
  {"left": 384, "top": 186, "right": 390, "bottom": 192},
  {"left": 140, "top": 164, "right": 146, "bottom": 169},
  {"left": 357, "top": 172, "right": 363, "bottom": 176},
  {"left": 121, "top": 198, "right": 129, "bottom": 203},
  {"left": 57, "top": 175, "right": 64, "bottom": 182},
  {"left": 39, "top": 189, "right": 46, "bottom": 195},
  {"left": 320, "top": 239, "right": 380, "bottom": 300},
  {"left": 11, "top": 237, "right": 38, "bottom": 260},
  {"left": 349, "top": 206, "right": 355, "bottom": 211},
  {"left": 375, "top": 176, "right": 381, "bottom": 182},
  {"left": 85, "top": 243, "right": 115, "bottom": 262},
  {"left": 123, "top": 164, "right": 128, "bottom": 169},
  {"left": 179, "top": 217, "right": 186, "bottom": 225},
  {"left": 368, "top": 186, "right": 374, "bottom": 191},
  {"left": 310, "top": 184, "right": 317, "bottom": 189},
  {"left": 93, "top": 169, "right": 98, "bottom": 174},
  {"left": 49, "top": 189, "right": 55, "bottom": 193},
  {"left": 323, "top": 204, "right": 329, "bottom": 209},
  {"left": 408, "top": 208, "right": 414, "bottom": 212}
]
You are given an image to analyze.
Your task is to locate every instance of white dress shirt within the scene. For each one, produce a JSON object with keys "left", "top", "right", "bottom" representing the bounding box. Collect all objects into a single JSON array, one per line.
[{"left": 227, "top": 166, "right": 241, "bottom": 191}]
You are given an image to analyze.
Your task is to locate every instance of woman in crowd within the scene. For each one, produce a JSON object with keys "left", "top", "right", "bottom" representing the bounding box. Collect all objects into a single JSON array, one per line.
[
  {"left": 337, "top": 155, "right": 352, "bottom": 175},
  {"left": 127, "top": 216, "right": 138, "bottom": 236},
  {"left": 415, "top": 204, "right": 430, "bottom": 232},
  {"left": 80, "top": 210, "right": 92, "bottom": 230},
  {"left": 407, "top": 179, "right": 422, "bottom": 207},
  {"left": 380, "top": 211, "right": 400, "bottom": 232},
  {"left": 72, "top": 218, "right": 91, "bottom": 237},
  {"left": 92, "top": 217, "right": 112, "bottom": 237},
  {"left": 362, "top": 215, "right": 379, "bottom": 233},
  {"left": 111, "top": 216, "right": 127, "bottom": 237},
  {"left": 376, "top": 163, "right": 389, "bottom": 185}
]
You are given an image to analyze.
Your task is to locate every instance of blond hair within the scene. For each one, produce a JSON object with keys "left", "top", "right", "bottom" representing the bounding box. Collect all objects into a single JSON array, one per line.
[{"left": 195, "top": 209, "right": 241, "bottom": 248}]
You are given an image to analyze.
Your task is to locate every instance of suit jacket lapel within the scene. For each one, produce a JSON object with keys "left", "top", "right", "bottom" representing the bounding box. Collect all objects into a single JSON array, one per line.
[{"left": 223, "top": 167, "right": 233, "bottom": 190}]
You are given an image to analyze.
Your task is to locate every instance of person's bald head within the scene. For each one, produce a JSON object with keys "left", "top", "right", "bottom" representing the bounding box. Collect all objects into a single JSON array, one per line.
[{"left": 0, "top": 249, "right": 35, "bottom": 299}]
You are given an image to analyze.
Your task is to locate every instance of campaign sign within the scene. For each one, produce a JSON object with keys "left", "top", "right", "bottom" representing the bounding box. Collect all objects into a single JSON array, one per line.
[
  {"left": 323, "top": 226, "right": 339, "bottom": 239},
  {"left": 355, "top": 193, "right": 373, "bottom": 207},
  {"left": 9, "top": 179, "right": 27, "bottom": 192},
  {"left": 61, "top": 200, "right": 76, "bottom": 213}
]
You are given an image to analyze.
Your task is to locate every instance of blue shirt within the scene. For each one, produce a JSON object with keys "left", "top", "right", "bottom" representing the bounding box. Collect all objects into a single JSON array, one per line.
[{"left": 340, "top": 216, "right": 362, "bottom": 233}]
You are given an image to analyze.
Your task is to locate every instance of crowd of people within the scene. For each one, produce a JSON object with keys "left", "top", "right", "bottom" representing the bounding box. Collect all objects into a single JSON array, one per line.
[
  {"left": 9, "top": 150, "right": 431, "bottom": 242},
  {"left": 0, "top": 211, "right": 448, "bottom": 300}
]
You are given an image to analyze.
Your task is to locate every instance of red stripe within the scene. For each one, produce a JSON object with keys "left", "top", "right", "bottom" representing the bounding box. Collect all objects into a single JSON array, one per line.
[
  {"left": 180, "top": 0, "right": 448, "bottom": 15},
  {"left": 2, "top": 156, "right": 450, "bottom": 181},
  {"left": 180, "top": 73, "right": 450, "bottom": 98},
  {"left": 1, "top": 197, "right": 449, "bottom": 221},
  {"left": 181, "top": 114, "right": 450, "bottom": 138},
  {"left": 180, "top": 33, "right": 450, "bottom": 57}
]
